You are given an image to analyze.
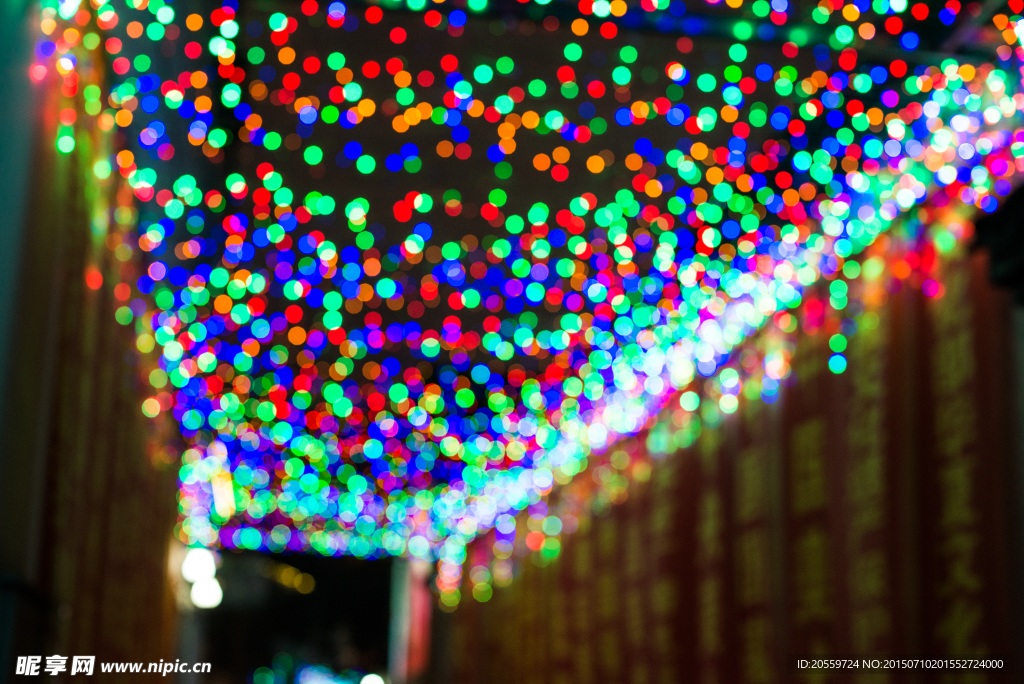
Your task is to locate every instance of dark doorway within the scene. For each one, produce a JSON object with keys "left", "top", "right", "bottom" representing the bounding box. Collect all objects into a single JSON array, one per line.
[{"left": 199, "top": 552, "right": 392, "bottom": 684}]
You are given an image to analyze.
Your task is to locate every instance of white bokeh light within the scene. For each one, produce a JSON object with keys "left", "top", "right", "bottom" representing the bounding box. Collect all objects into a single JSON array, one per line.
[
  {"left": 190, "top": 577, "right": 223, "bottom": 609},
  {"left": 181, "top": 547, "right": 217, "bottom": 583}
]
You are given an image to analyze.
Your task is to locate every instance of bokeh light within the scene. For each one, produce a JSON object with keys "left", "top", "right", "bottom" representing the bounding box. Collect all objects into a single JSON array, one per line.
[{"left": 33, "top": 0, "right": 1024, "bottom": 608}]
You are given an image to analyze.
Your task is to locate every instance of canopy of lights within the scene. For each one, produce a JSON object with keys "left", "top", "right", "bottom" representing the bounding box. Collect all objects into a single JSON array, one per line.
[{"left": 35, "top": 0, "right": 1024, "bottom": 606}]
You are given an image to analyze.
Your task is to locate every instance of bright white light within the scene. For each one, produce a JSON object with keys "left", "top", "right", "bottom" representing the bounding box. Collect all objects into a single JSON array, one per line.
[
  {"left": 359, "top": 675, "right": 385, "bottom": 684},
  {"left": 190, "top": 577, "right": 223, "bottom": 609},
  {"left": 181, "top": 548, "right": 217, "bottom": 583}
]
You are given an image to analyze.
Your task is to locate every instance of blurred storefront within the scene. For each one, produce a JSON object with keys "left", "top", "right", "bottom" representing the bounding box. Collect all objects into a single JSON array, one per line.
[{"left": 449, "top": 239, "right": 1024, "bottom": 683}]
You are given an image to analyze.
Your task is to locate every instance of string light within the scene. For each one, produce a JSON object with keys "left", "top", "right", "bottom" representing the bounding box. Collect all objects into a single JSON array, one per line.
[{"left": 33, "top": 0, "right": 1024, "bottom": 608}]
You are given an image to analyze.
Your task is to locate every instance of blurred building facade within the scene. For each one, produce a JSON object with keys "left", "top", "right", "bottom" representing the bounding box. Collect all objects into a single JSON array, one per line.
[
  {"left": 0, "top": 2, "right": 180, "bottom": 680},
  {"left": 449, "top": 243, "right": 1024, "bottom": 683}
]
